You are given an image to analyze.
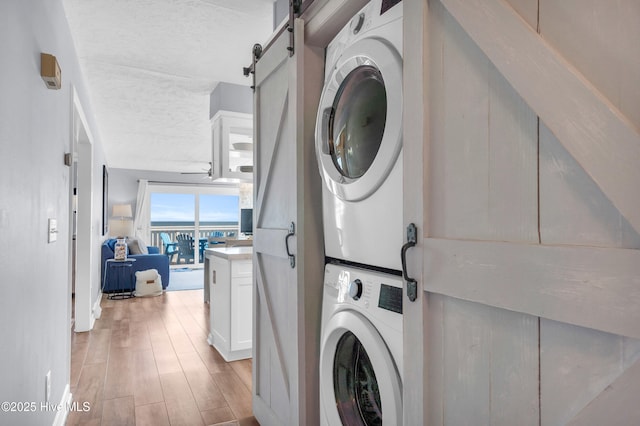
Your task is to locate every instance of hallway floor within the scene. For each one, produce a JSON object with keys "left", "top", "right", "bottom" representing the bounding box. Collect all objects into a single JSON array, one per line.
[{"left": 68, "top": 290, "right": 258, "bottom": 426}]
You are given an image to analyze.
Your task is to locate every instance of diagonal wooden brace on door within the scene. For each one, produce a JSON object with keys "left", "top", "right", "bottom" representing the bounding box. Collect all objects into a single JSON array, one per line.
[
  {"left": 567, "top": 357, "right": 640, "bottom": 425},
  {"left": 439, "top": 0, "right": 640, "bottom": 235}
]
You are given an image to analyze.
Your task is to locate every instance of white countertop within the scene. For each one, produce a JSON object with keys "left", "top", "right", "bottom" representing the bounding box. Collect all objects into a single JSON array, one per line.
[{"left": 205, "top": 246, "right": 253, "bottom": 260}]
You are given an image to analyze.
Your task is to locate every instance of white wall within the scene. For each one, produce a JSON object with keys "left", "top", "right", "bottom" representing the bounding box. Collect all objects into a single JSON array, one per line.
[
  {"left": 273, "top": 0, "right": 289, "bottom": 29},
  {"left": 0, "top": 0, "right": 105, "bottom": 424}
]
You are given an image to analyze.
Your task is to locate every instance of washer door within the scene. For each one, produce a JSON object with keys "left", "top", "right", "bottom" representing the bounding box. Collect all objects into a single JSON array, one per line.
[
  {"left": 320, "top": 310, "right": 402, "bottom": 425},
  {"left": 316, "top": 38, "right": 402, "bottom": 201}
]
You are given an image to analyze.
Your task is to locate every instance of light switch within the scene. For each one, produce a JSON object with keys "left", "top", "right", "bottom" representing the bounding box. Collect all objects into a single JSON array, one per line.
[{"left": 48, "top": 218, "right": 57, "bottom": 243}]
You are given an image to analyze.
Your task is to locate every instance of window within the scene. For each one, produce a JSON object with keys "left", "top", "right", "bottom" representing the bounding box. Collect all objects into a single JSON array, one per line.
[{"left": 148, "top": 186, "right": 240, "bottom": 264}]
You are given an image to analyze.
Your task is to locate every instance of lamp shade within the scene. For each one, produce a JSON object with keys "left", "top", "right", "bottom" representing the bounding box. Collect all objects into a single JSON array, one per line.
[
  {"left": 108, "top": 218, "right": 134, "bottom": 238},
  {"left": 112, "top": 204, "right": 132, "bottom": 218}
]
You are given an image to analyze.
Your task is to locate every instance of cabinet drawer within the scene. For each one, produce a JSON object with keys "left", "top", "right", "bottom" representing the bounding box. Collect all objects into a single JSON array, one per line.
[{"left": 232, "top": 259, "right": 252, "bottom": 278}]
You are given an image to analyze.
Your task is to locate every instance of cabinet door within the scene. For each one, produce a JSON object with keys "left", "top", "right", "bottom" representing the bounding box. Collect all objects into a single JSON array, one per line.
[
  {"left": 231, "top": 275, "right": 253, "bottom": 351},
  {"left": 210, "top": 257, "right": 230, "bottom": 349}
]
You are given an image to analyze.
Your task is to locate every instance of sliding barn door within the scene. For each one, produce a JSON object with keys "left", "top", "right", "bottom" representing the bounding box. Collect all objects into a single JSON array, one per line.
[
  {"left": 403, "top": 0, "right": 640, "bottom": 424},
  {"left": 252, "top": 18, "right": 325, "bottom": 426}
]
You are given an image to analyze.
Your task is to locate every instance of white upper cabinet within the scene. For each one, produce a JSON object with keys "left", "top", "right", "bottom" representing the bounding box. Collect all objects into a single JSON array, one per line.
[{"left": 211, "top": 110, "right": 254, "bottom": 181}]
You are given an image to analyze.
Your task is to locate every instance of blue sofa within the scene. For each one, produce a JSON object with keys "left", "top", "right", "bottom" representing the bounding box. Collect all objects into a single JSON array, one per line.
[{"left": 101, "top": 239, "right": 170, "bottom": 292}]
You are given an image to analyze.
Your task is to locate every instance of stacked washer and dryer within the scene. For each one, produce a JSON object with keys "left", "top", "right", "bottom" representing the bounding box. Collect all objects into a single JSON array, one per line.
[{"left": 315, "top": 0, "right": 404, "bottom": 424}]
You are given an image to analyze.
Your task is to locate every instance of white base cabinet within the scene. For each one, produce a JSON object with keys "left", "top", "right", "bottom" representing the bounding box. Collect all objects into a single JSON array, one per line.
[{"left": 206, "top": 248, "right": 253, "bottom": 361}]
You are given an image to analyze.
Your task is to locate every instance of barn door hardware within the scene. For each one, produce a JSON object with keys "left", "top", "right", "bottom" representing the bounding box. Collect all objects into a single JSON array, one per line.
[
  {"left": 285, "top": 221, "right": 296, "bottom": 268},
  {"left": 243, "top": 43, "right": 263, "bottom": 91},
  {"left": 286, "top": 0, "right": 303, "bottom": 56},
  {"left": 401, "top": 223, "right": 418, "bottom": 301},
  {"left": 243, "top": 0, "right": 315, "bottom": 82},
  {"left": 291, "top": 0, "right": 302, "bottom": 14}
]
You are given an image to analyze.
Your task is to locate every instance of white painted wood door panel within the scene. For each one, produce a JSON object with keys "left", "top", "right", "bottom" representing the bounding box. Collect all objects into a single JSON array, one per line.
[
  {"left": 438, "top": 0, "right": 640, "bottom": 236},
  {"left": 539, "top": 123, "right": 640, "bottom": 249},
  {"left": 540, "top": 320, "right": 640, "bottom": 426},
  {"left": 252, "top": 25, "right": 298, "bottom": 426},
  {"left": 567, "top": 358, "right": 640, "bottom": 426},
  {"left": 428, "top": 1, "right": 538, "bottom": 243},
  {"left": 538, "top": 0, "right": 640, "bottom": 130},
  {"left": 534, "top": 2, "right": 640, "bottom": 424},
  {"left": 403, "top": 0, "right": 640, "bottom": 424},
  {"left": 440, "top": 297, "right": 539, "bottom": 426},
  {"left": 405, "top": 1, "right": 541, "bottom": 424},
  {"left": 252, "top": 17, "right": 325, "bottom": 426}
]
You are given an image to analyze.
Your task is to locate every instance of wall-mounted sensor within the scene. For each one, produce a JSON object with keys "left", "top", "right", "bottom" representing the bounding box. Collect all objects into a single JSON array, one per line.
[{"left": 41, "top": 53, "right": 61, "bottom": 90}]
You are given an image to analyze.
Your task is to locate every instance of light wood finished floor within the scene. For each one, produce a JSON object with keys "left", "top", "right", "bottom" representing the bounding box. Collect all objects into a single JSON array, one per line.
[{"left": 68, "top": 289, "right": 258, "bottom": 426}]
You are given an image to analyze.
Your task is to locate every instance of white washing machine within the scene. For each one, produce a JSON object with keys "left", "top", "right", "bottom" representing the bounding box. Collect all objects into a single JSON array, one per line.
[
  {"left": 315, "top": 0, "right": 403, "bottom": 271},
  {"left": 320, "top": 263, "right": 403, "bottom": 425}
]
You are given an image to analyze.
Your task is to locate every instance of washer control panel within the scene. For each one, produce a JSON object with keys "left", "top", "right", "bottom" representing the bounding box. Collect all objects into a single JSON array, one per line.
[{"left": 378, "top": 283, "right": 402, "bottom": 314}]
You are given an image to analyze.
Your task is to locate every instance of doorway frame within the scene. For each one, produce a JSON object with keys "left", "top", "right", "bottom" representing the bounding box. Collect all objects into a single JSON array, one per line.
[{"left": 70, "top": 87, "right": 98, "bottom": 332}]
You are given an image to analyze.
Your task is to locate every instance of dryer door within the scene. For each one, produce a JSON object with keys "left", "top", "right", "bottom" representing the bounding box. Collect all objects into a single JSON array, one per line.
[
  {"left": 320, "top": 310, "right": 402, "bottom": 425},
  {"left": 316, "top": 38, "right": 402, "bottom": 201}
]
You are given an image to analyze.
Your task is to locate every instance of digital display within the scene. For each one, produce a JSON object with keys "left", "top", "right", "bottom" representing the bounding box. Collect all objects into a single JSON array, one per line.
[
  {"left": 378, "top": 284, "right": 402, "bottom": 314},
  {"left": 381, "top": 0, "right": 402, "bottom": 15}
]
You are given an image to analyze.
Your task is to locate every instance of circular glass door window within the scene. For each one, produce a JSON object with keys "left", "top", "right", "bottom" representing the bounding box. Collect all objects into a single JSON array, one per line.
[
  {"left": 329, "top": 65, "right": 387, "bottom": 179},
  {"left": 333, "top": 331, "right": 382, "bottom": 425}
]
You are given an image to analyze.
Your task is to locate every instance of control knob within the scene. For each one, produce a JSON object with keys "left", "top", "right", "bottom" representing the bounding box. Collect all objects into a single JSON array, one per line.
[{"left": 348, "top": 279, "right": 363, "bottom": 301}]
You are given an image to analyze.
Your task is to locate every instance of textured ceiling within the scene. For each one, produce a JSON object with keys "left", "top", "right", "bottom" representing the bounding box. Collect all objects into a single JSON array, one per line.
[{"left": 63, "top": 0, "right": 274, "bottom": 173}]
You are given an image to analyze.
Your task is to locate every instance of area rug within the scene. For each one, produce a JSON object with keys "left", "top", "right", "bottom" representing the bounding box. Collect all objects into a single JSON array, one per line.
[{"left": 167, "top": 268, "right": 204, "bottom": 291}]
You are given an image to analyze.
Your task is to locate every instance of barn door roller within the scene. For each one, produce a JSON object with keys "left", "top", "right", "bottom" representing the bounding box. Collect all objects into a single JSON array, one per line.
[{"left": 243, "top": 0, "right": 316, "bottom": 87}]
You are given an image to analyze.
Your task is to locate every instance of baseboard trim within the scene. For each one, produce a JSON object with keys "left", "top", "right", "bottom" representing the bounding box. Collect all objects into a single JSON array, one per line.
[
  {"left": 207, "top": 333, "right": 251, "bottom": 362},
  {"left": 77, "top": 291, "right": 101, "bottom": 332},
  {"left": 52, "top": 384, "right": 72, "bottom": 426},
  {"left": 93, "top": 291, "right": 102, "bottom": 319}
]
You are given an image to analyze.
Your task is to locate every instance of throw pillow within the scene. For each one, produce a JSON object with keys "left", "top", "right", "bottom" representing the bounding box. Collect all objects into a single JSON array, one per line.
[
  {"left": 134, "top": 269, "right": 163, "bottom": 297},
  {"left": 135, "top": 237, "right": 149, "bottom": 254},
  {"left": 107, "top": 239, "right": 118, "bottom": 252},
  {"left": 128, "top": 238, "right": 142, "bottom": 255},
  {"left": 128, "top": 238, "right": 149, "bottom": 255}
]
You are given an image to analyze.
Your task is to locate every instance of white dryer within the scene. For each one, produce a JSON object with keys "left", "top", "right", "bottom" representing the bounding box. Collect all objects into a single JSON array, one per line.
[
  {"left": 315, "top": 0, "right": 403, "bottom": 271},
  {"left": 320, "top": 263, "right": 403, "bottom": 425}
]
